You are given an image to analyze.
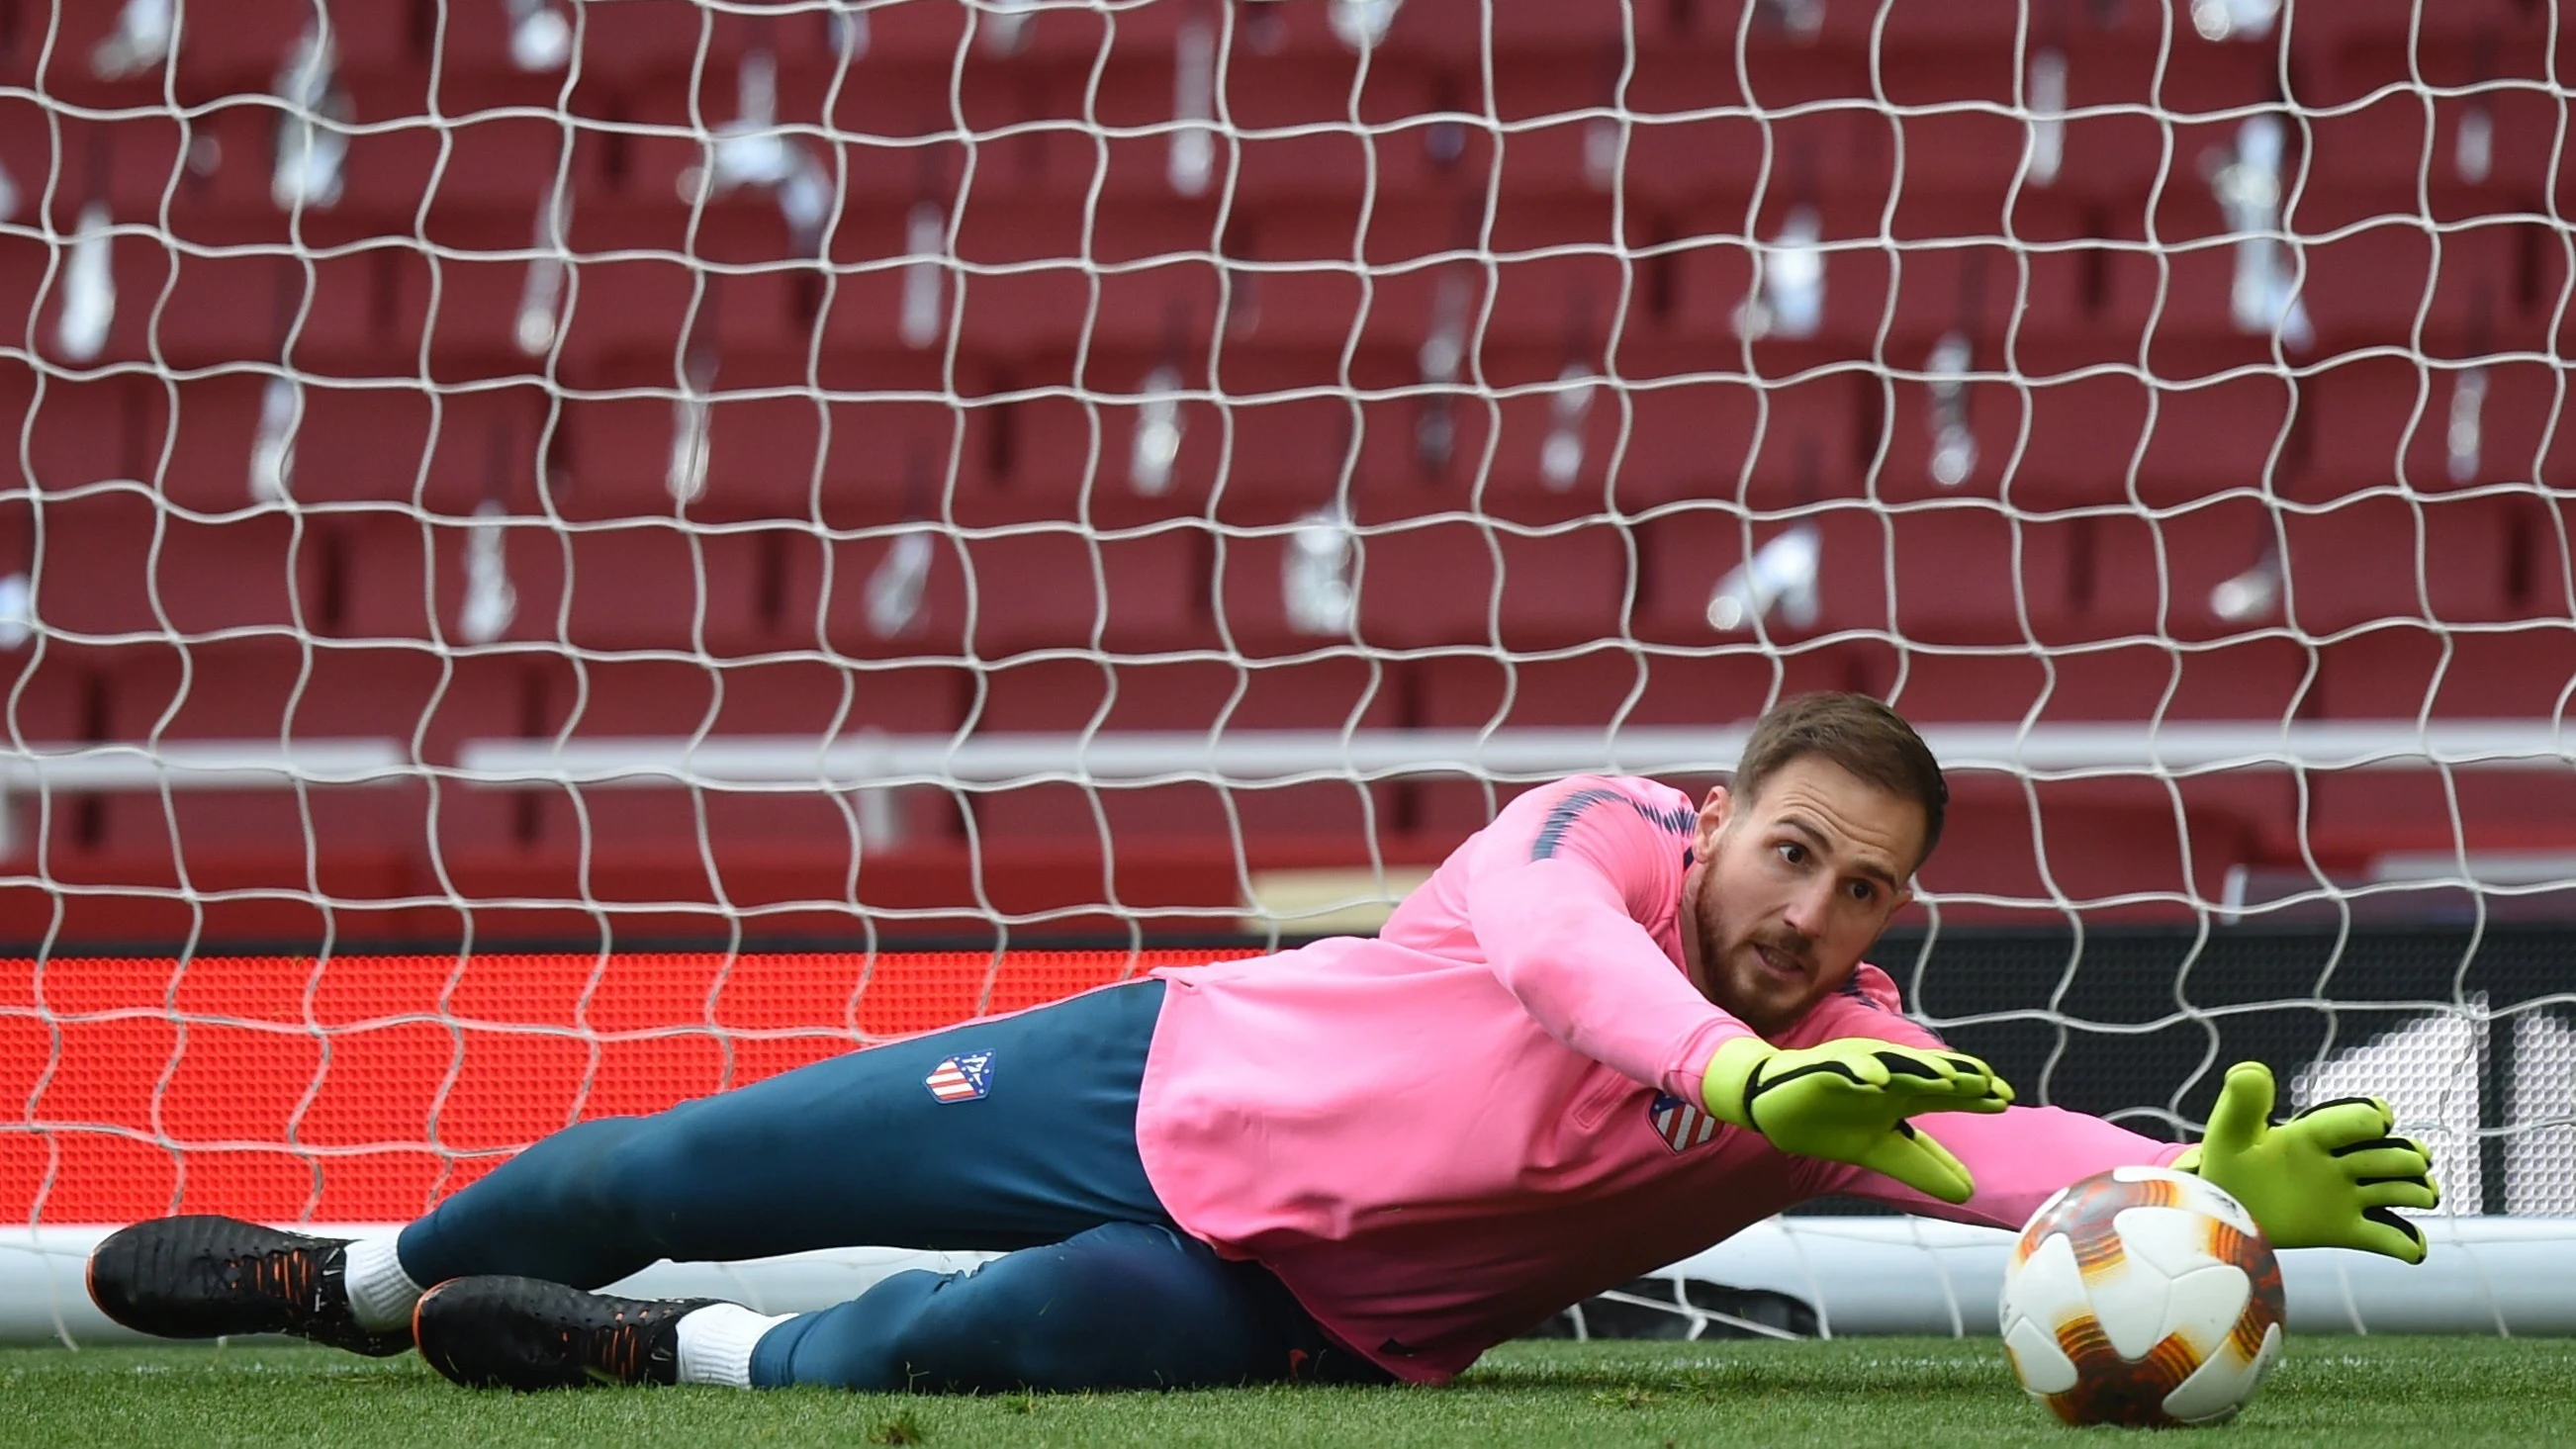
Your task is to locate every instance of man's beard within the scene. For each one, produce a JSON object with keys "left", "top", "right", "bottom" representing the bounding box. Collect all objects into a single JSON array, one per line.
[{"left": 1697, "top": 865, "right": 1822, "bottom": 1030}]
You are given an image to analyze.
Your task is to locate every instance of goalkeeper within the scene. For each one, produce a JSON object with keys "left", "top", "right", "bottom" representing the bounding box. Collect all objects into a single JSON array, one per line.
[{"left": 87, "top": 693, "right": 2438, "bottom": 1394}]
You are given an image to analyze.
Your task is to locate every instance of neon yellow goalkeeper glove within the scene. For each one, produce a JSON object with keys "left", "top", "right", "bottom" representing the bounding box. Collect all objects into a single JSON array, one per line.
[
  {"left": 2174, "top": 1061, "right": 2441, "bottom": 1264},
  {"left": 1700, "top": 1036, "right": 2015, "bottom": 1204}
]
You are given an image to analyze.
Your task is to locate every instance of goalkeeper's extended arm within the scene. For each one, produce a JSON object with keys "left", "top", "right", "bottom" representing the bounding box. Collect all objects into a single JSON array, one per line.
[
  {"left": 2174, "top": 1061, "right": 2441, "bottom": 1263},
  {"left": 1700, "top": 1036, "right": 2015, "bottom": 1204}
]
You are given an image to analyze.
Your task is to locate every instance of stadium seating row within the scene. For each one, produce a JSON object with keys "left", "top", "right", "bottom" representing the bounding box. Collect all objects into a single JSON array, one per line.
[
  {"left": 0, "top": 203, "right": 2549, "bottom": 389},
  {"left": 4, "top": 0, "right": 2546, "bottom": 114},
  {"left": 2, "top": 352, "right": 2563, "bottom": 523},
  {"left": 11, "top": 70, "right": 2553, "bottom": 227},
  {"left": 1, "top": 630, "right": 2567, "bottom": 768},
  {"left": 0, "top": 488, "right": 2565, "bottom": 653},
  {"left": 0, "top": 630, "right": 2563, "bottom": 941}
]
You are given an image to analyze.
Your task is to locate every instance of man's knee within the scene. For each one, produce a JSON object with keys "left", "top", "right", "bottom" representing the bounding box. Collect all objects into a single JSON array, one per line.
[
  {"left": 551, "top": 1115, "right": 705, "bottom": 1242},
  {"left": 897, "top": 1224, "right": 1269, "bottom": 1392}
]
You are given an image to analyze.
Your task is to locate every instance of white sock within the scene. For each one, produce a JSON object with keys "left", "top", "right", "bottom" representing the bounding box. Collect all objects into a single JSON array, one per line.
[
  {"left": 339, "top": 1235, "right": 423, "bottom": 1333},
  {"left": 675, "top": 1303, "right": 790, "bottom": 1389}
]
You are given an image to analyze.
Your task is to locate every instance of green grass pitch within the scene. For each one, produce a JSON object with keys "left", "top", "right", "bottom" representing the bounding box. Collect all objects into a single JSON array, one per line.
[{"left": 2, "top": 1335, "right": 2566, "bottom": 1447}]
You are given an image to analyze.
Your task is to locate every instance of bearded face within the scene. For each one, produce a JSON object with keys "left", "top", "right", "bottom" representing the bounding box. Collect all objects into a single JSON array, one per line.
[{"left": 1677, "top": 756, "right": 1925, "bottom": 1037}]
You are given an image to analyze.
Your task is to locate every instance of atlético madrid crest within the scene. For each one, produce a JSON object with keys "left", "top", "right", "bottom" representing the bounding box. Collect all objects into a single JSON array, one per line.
[
  {"left": 924, "top": 1050, "right": 994, "bottom": 1104},
  {"left": 1648, "top": 1091, "right": 1718, "bottom": 1153}
]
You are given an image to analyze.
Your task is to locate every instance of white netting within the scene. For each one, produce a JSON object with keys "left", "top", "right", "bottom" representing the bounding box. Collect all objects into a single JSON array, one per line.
[{"left": 1, "top": 0, "right": 2572, "bottom": 1336}]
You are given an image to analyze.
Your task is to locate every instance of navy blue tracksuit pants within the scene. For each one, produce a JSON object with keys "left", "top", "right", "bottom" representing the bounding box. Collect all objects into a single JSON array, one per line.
[{"left": 392, "top": 980, "right": 1388, "bottom": 1392}]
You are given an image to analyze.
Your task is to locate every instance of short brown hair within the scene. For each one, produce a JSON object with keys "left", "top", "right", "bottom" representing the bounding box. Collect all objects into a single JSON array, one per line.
[{"left": 1734, "top": 692, "right": 1948, "bottom": 869}]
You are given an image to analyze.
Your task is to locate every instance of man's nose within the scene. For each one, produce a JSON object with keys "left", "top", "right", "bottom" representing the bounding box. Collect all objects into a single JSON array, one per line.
[{"left": 1783, "top": 875, "right": 1835, "bottom": 936}]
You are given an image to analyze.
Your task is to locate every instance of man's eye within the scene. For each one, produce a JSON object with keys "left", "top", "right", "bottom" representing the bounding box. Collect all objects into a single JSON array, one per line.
[
  {"left": 1778, "top": 843, "right": 1805, "bottom": 864},
  {"left": 1848, "top": 880, "right": 1876, "bottom": 902}
]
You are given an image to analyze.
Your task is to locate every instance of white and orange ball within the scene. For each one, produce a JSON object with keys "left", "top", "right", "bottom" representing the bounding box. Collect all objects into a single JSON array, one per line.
[{"left": 1997, "top": 1165, "right": 2287, "bottom": 1427}]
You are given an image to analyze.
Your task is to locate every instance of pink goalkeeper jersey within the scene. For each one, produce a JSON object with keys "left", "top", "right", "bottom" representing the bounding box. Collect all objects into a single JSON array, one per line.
[{"left": 1132, "top": 773, "right": 2187, "bottom": 1384}]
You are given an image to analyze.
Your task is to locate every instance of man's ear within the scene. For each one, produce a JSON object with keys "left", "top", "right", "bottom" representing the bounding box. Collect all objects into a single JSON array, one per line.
[{"left": 1696, "top": 784, "right": 1731, "bottom": 856}]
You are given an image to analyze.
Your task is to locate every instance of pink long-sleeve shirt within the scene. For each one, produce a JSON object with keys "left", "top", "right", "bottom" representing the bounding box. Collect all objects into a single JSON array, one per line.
[{"left": 1133, "top": 773, "right": 2186, "bottom": 1384}]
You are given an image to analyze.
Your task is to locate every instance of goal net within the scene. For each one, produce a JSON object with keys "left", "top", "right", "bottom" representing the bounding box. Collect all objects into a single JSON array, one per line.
[{"left": 3, "top": 0, "right": 2572, "bottom": 1342}]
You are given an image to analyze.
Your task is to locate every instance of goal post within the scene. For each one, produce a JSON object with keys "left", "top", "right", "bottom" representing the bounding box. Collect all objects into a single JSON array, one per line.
[{"left": 3, "top": 0, "right": 2574, "bottom": 1344}]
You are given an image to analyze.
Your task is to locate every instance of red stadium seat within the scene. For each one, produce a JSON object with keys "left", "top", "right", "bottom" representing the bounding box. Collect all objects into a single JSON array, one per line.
[
  {"left": 2297, "top": 86, "right": 2564, "bottom": 225},
  {"left": 0, "top": 367, "right": 141, "bottom": 497},
  {"left": 1609, "top": 357, "right": 1866, "bottom": 513},
  {"left": 30, "top": 491, "right": 319, "bottom": 642},
  {"left": 552, "top": 353, "right": 987, "bottom": 527},
  {"left": 1916, "top": 776, "right": 2267, "bottom": 923},
  {"left": 2296, "top": 355, "right": 2569, "bottom": 498},
  {"left": 2281, "top": 492, "right": 2529, "bottom": 631},
  {"left": 2077, "top": 501, "right": 2278, "bottom": 645},
  {"left": 331, "top": 510, "right": 780, "bottom": 657},
  {"left": 378, "top": 220, "right": 543, "bottom": 377},
  {"left": 0, "top": 96, "right": 127, "bottom": 232},
  {"left": 389, "top": 207, "right": 803, "bottom": 380},
  {"left": 1211, "top": 511, "right": 1632, "bottom": 655},
  {"left": 1216, "top": 197, "right": 1477, "bottom": 362},
  {"left": 2306, "top": 626, "right": 2576, "bottom": 860},
  {"left": 965, "top": 357, "right": 1234, "bottom": 529},
  {"left": 615, "top": 74, "right": 962, "bottom": 221},
  {"left": 0, "top": 7, "right": 164, "bottom": 111},
  {"left": 142, "top": 375, "right": 549, "bottom": 515},
  {"left": 945, "top": 209, "right": 1228, "bottom": 366},
  {"left": 810, "top": 200, "right": 954, "bottom": 357},
  {"left": 179, "top": 0, "right": 414, "bottom": 96},
  {"left": 1408, "top": 647, "right": 1869, "bottom": 836},
  {"left": 1218, "top": 58, "right": 1458, "bottom": 211},
  {"left": 2292, "top": 212, "right": 2555, "bottom": 357},
  {"left": 519, "top": 653, "right": 970, "bottom": 867},
  {"left": 0, "top": 0, "right": 406, "bottom": 106},
  {"left": 1040, "top": 344, "right": 1666, "bottom": 529},
  {"left": 61, "top": 642, "right": 527, "bottom": 940},
  {"left": 1880, "top": 634, "right": 2315, "bottom": 726},
  {"left": 969, "top": 654, "right": 1400, "bottom": 858},
  {"left": 332, "top": 81, "right": 585, "bottom": 236},
  {"left": 1628, "top": 506, "right": 1794, "bottom": 647},
  {"left": 550, "top": 0, "right": 770, "bottom": 91},
  {"left": 2290, "top": 5, "right": 2560, "bottom": 105},
  {"left": 1633, "top": 500, "right": 2080, "bottom": 649},
  {"left": 1468, "top": 197, "right": 1644, "bottom": 355},
  {"left": 1826, "top": 503, "right": 2083, "bottom": 646},
  {"left": 6, "top": 217, "right": 382, "bottom": 371},
  {"left": 1869, "top": 40, "right": 2270, "bottom": 231},
  {"left": 562, "top": 203, "right": 808, "bottom": 358},
  {"left": 107, "top": 103, "right": 275, "bottom": 224},
  {"left": 955, "top": 48, "right": 1475, "bottom": 214},
  {"left": 988, "top": 344, "right": 1670, "bottom": 530},
  {"left": 2080, "top": 491, "right": 2533, "bottom": 641},
  {"left": 1874, "top": 343, "right": 2304, "bottom": 508},
  {"left": 1879, "top": 643, "right": 2305, "bottom": 896},
  {"left": 2096, "top": 197, "right": 2557, "bottom": 362},
  {"left": 2318, "top": 626, "right": 2576, "bottom": 721},
  {"left": 0, "top": 640, "right": 100, "bottom": 749},
  {"left": 1381, "top": 0, "right": 1692, "bottom": 56},
  {"left": 1611, "top": 52, "right": 1896, "bottom": 213},
  {"left": 774, "top": 521, "right": 1208, "bottom": 661},
  {"left": 92, "top": 638, "right": 524, "bottom": 856},
  {"left": 1660, "top": 195, "right": 2094, "bottom": 357},
  {"left": 1417, "top": 647, "right": 1870, "bottom": 733},
  {"left": 811, "top": 194, "right": 1233, "bottom": 368},
  {"left": 1872, "top": 617, "right": 2306, "bottom": 917}
]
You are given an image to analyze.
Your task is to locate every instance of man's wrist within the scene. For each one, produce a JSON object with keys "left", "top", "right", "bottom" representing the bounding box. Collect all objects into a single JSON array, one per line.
[{"left": 1699, "top": 1036, "right": 1773, "bottom": 1127}]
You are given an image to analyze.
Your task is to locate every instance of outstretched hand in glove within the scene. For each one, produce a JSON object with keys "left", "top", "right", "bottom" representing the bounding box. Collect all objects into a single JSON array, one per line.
[
  {"left": 1701, "top": 1036, "right": 2015, "bottom": 1205},
  {"left": 2175, "top": 1060, "right": 2441, "bottom": 1264}
]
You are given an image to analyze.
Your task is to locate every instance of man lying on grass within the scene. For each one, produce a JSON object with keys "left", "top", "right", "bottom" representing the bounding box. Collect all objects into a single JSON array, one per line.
[{"left": 88, "top": 692, "right": 2438, "bottom": 1394}]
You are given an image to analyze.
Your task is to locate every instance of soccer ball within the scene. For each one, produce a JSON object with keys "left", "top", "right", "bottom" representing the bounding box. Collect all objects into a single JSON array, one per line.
[{"left": 1996, "top": 1165, "right": 2287, "bottom": 1427}]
